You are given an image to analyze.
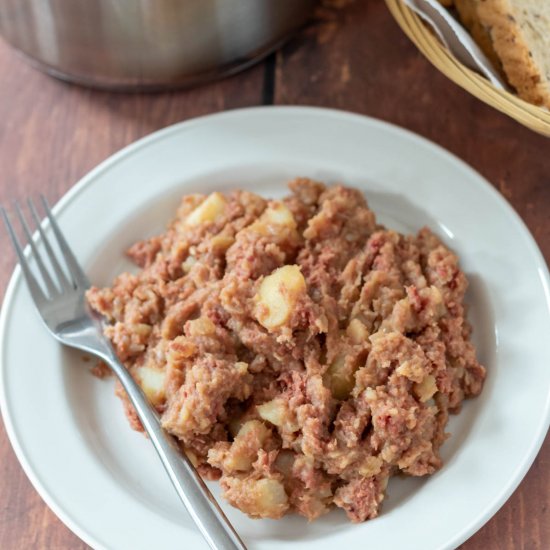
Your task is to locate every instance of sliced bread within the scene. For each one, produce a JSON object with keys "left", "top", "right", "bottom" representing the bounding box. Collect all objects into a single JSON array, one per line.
[
  {"left": 476, "top": 0, "right": 550, "bottom": 107},
  {"left": 454, "top": 0, "right": 502, "bottom": 70}
]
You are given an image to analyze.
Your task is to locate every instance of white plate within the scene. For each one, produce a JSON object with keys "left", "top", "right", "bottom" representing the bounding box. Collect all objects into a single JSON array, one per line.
[{"left": 1, "top": 107, "right": 549, "bottom": 550}]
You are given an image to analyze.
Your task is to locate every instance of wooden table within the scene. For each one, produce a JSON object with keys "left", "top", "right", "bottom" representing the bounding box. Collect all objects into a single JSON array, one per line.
[{"left": 0, "top": 1, "right": 548, "bottom": 548}]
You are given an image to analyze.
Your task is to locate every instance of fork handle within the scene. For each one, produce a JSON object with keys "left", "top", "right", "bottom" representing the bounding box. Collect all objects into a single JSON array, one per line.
[{"left": 104, "top": 350, "right": 247, "bottom": 550}]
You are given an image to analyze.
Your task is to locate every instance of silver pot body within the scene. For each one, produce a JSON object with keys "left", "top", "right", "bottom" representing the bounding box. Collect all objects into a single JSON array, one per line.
[{"left": 0, "top": 0, "right": 315, "bottom": 90}]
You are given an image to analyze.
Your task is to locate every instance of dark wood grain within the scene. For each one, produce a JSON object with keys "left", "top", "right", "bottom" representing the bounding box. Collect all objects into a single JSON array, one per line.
[{"left": 0, "top": 0, "right": 549, "bottom": 548}]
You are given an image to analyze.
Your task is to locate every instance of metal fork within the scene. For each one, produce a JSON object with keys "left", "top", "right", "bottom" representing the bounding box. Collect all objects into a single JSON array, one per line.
[{"left": 1, "top": 198, "right": 246, "bottom": 550}]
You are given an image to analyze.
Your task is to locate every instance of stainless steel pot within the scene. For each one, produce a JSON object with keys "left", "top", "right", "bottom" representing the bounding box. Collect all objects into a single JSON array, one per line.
[{"left": 0, "top": 0, "right": 316, "bottom": 91}]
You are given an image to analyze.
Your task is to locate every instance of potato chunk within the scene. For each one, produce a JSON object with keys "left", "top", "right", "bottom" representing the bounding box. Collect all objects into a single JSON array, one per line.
[
  {"left": 358, "top": 456, "right": 383, "bottom": 477},
  {"left": 210, "top": 234, "right": 235, "bottom": 253},
  {"left": 186, "top": 316, "right": 216, "bottom": 337},
  {"left": 208, "top": 419, "right": 271, "bottom": 473},
  {"left": 222, "top": 477, "right": 289, "bottom": 519},
  {"left": 255, "top": 265, "right": 306, "bottom": 330},
  {"left": 136, "top": 366, "right": 166, "bottom": 406},
  {"left": 263, "top": 202, "right": 297, "bottom": 228},
  {"left": 237, "top": 419, "right": 270, "bottom": 440},
  {"left": 413, "top": 374, "right": 438, "bottom": 402},
  {"left": 248, "top": 201, "right": 297, "bottom": 236},
  {"left": 225, "top": 420, "right": 271, "bottom": 472},
  {"left": 347, "top": 318, "right": 369, "bottom": 344},
  {"left": 274, "top": 450, "right": 295, "bottom": 476},
  {"left": 323, "top": 354, "right": 357, "bottom": 400},
  {"left": 257, "top": 398, "right": 299, "bottom": 432},
  {"left": 185, "top": 192, "right": 226, "bottom": 226}
]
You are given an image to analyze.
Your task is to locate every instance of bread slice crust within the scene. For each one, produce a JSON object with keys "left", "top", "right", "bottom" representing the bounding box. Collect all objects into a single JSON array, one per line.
[
  {"left": 477, "top": 0, "right": 550, "bottom": 107},
  {"left": 454, "top": 0, "right": 502, "bottom": 70}
]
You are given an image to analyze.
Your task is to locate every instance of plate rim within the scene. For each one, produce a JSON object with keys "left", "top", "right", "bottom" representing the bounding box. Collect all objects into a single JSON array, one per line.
[{"left": 1, "top": 105, "right": 549, "bottom": 550}]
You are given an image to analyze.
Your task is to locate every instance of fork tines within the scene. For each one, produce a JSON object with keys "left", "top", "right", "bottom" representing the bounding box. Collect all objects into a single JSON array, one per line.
[{"left": 1, "top": 197, "right": 89, "bottom": 303}]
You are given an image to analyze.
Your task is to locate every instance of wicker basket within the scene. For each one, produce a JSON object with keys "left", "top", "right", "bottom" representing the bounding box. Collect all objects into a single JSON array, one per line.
[{"left": 385, "top": 0, "right": 550, "bottom": 136}]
